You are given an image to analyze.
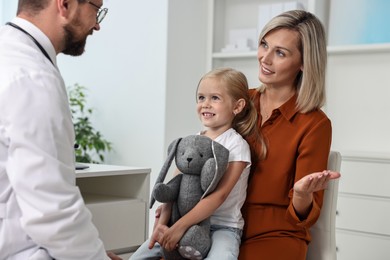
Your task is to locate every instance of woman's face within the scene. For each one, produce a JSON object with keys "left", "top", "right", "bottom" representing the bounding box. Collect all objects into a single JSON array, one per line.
[{"left": 257, "top": 28, "right": 303, "bottom": 88}]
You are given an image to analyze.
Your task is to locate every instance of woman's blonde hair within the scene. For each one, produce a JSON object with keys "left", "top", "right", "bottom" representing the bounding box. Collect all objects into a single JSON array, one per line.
[
  {"left": 259, "top": 10, "right": 327, "bottom": 113},
  {"left": 197, "top": 68, "right": 258, "bottom": 137}
]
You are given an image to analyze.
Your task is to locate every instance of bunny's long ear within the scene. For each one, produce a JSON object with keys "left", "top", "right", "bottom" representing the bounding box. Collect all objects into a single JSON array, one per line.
[
  {"left": 202, "top": 140, "right": 229, "bottom": 198},
  {"left": 149, "top": 137, "right": 182, "bottom": 208}
]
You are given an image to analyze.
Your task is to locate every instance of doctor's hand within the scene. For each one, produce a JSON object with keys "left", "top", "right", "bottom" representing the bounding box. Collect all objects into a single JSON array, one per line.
[{"left": 107, "top": 251, "right": 122, "bottom": 260}]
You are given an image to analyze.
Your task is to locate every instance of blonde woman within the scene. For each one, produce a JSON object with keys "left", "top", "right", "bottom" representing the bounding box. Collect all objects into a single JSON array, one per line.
[{"left": 239, "top": 10, "right": 340, "bottom": 260}]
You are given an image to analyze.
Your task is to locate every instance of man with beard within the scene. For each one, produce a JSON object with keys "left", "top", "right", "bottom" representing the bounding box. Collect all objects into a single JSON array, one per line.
[{"left": 0, "top": 1, "right": 121, "bottom": 259}]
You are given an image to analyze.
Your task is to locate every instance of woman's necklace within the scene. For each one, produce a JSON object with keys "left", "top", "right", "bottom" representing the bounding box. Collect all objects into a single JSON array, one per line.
[
  {"left": 260, "top": 93, "right": 270, "bottom": 120},
  {"left": 260, "top": 88, "right": 296, "bottom": 123}
]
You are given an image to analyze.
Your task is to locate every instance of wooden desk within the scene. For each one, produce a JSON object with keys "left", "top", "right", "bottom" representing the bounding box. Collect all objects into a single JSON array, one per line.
[{"left": 76, "top": 164, "right": 151, "bottom": 254}]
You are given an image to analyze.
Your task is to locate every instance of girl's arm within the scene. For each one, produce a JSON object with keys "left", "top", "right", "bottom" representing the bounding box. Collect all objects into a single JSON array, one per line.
[
  {"left": 148, "top": 202, "right": 172, "bottom": 249},
  {"left": 159, "top": 161, "right": 247, "bottom": 251}
]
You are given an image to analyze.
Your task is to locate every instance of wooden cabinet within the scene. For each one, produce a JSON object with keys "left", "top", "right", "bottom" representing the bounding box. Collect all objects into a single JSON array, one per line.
[
  {"left": 76, "top": 164, "right": 151, "bottom": 254},
  {"left": 336, "top": 153, "right": 390, "bottom": 260}
]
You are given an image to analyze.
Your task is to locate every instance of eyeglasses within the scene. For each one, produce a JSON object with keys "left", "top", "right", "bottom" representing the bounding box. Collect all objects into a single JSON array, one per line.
[{"left": 87, "top": 1, "right": 108, "bottom": 24}]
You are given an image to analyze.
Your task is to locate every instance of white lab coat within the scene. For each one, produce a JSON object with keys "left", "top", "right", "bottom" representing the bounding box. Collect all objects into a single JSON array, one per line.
[{"left": 0, "top": 18, "right": 109, "bottom": 260}]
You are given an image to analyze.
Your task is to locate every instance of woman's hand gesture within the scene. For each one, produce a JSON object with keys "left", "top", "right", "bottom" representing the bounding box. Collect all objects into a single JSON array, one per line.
[{"left": 293, "top": 170, "right": 341, "bottom": 218}]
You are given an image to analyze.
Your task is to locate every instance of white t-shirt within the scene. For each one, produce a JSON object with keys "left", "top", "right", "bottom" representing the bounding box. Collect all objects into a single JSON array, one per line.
[{"left": 202, "top": 128, "right": 251, "bottom": 229}]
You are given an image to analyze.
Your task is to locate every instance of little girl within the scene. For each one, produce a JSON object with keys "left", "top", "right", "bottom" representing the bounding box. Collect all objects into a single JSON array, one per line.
[{"left": 130, "top": 67, "right": 259, "bottom": 260}]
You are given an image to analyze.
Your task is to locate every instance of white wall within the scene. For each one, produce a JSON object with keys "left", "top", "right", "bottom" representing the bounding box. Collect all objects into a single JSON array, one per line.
[
  {"left": 57, "top": 0, "right": 169, "bottom": 233},
  {"left": 326, "top": 49, "right": 390, "bottom": 154},
  {"left": 59, "top": 0, "right": 168, "bottom": 168},
  {"left": 59, "top": 0, "right": 210, "bottom": 234},
  {"left": 0, "top": 2, "right": 2, "bottom": 23},
  {"left": 165, "top": 0, "right": 208, "bottom": 150},
  {"left": 1, "top": 1, "right": 169, "bottom": 169},
  {"left": 326, "top": 0, "right": 390, "bottom": 155},
  {"left": 0, "top": 1, "right": 17, "bottom": 24}
]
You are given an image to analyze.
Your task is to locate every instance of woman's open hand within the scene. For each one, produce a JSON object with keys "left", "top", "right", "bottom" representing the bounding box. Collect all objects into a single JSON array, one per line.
[
  {"left": 293, "top": 170, "right": 341, "bottom": 218},
  {"left": 294, "top": 170, "right": 340, "bottom": 196}
]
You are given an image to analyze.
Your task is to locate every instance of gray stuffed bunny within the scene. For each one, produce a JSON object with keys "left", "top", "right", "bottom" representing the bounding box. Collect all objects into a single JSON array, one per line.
[{"left": 150, "top": 135, "right": 229, "bottom": 260}]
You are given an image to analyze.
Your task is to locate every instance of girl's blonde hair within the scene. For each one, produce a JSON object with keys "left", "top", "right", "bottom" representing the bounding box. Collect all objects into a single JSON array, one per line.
[
  {"left": 258, "top": 10, "right": 327, "bottom": 113},
  {"left": 197, "top": 67, "right": 257, "bottom": 137}
]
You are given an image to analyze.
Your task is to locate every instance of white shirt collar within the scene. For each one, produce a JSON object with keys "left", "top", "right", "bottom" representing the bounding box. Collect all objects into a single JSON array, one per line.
[{"left": 11, "top": 17, "right": 58, "bottom": 67}]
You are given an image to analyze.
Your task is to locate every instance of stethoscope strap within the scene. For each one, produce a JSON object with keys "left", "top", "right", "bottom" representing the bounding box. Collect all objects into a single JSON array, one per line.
[{"left": 6, "top": 22, "right": 54, "bottom": 66}]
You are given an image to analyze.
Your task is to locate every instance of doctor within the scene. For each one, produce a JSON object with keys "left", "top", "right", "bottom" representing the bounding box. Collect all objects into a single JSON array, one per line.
[{"left": 0, "top": 0, "right": 121, "bottom": 259}]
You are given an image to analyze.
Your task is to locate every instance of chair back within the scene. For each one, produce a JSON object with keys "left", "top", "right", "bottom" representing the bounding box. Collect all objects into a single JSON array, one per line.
[{"left": 306, "top": 151, "right": 341, "bottom": 260}]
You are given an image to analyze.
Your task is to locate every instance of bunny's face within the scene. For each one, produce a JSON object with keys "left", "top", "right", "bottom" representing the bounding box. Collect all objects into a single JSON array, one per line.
[{"left": 175, "top": 136, "right": 214, "bottom": 175}]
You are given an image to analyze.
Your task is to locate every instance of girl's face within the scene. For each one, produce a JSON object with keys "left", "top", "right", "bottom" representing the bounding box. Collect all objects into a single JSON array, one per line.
[
  {"left": 196, "top": 78, "right": 238, "bottom": 135},
  {"left": 257, "top": 28, "right": 303, "bottom": 88}
]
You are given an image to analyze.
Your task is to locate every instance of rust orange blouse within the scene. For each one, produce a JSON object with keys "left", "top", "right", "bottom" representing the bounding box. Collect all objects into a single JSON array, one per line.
[{"left": 241, "top": 89, "right": 332, "bottom": 250}]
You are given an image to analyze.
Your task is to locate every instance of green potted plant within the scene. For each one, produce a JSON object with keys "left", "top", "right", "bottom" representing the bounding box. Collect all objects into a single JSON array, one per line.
[{"left": 67, "top": 83, "right": 112, "bottom": 164}]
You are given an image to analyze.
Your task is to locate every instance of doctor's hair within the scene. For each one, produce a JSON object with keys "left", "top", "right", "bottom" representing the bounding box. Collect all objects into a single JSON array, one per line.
[
  {"left": 196, "top": 67, "right": 257, "bottom": 138},
  {"left": 258, "top": 10, "right": 327, "bottom": 113},
  {"left": 17, "top": 0, "right": 87, "bottom": 15},
  {"left": 17, "top": 0, "right": 48, "bottom": 14}
]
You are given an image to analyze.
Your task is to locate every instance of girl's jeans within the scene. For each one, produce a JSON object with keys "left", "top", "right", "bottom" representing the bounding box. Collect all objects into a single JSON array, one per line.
[{"left": 129, "top": 225, "right": 242, "bottom": 260}]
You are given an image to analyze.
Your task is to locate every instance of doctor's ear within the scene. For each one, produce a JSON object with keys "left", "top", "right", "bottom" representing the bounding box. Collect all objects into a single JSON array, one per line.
[{"left": 57, "top": 0, "right": 73, "bottom": 18}]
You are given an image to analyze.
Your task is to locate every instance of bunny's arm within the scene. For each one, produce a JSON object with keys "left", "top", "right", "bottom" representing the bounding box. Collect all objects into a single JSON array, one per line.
[
  {"left": 152, "top": 173, "right": 183, "bottom": 203},
  {"left": 200, "top": 158, "right": 217, "bottom": 192},
  {"left": 201, "top": 141, "right": 229, "bottom": 197}
]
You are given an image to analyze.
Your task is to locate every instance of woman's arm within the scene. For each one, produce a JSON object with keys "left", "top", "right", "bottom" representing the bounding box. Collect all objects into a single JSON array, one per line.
[
  {"left": 292, "top": 170, "right": 340, "bottom": 218},
  {"left": 160, "top": 161, "right": 247, "bottom": 251},
  {"left": 290, "top": 116, "right": 339, "bottom": 220}
]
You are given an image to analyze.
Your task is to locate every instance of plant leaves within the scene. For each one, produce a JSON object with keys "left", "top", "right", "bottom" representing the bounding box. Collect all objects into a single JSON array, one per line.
[{"left": 67, "top": 83, "right": 112, "bottom": 164}]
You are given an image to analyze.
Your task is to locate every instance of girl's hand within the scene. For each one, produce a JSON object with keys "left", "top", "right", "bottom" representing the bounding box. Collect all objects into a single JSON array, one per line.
[
  {"left": 149, "top": 203, "right": 173, "bottom": 249},
  {"left": 160, "top": 224, "right": 186, "bottom": 251},
  {"left": 148, "top": 223, "right": 168, "bottom": 249},
  {"left": 152, "top": 205, "right": 162, "bottom": 232}
]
